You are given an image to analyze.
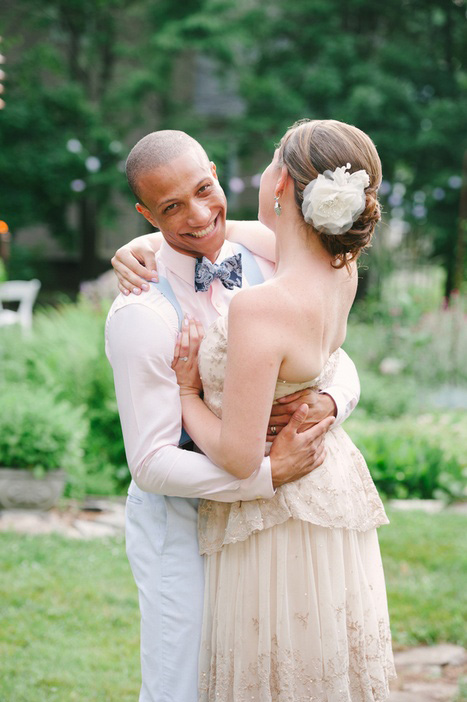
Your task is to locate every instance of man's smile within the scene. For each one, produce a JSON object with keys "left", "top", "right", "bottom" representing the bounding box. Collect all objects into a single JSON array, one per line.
[{"left": 185, "top": 216, "right": 218, "bottom": 239}]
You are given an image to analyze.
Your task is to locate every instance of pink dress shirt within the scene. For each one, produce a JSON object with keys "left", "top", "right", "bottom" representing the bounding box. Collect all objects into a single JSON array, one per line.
[{"left": 105, "top": 240, "right": 360, "bottom": 501}]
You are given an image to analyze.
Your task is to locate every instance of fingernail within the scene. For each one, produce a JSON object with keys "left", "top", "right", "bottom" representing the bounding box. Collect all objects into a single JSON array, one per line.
[
  {"left": 184, "top": 317, "right": 189, "bottom": 326},
  {"left": 123, "top": 289, "right": 130, "bottom": 296},
  {"left": 133, "top": 288, "right": 141, "bottom": 295},
  {"left": 141, "top": 283, "right": 149, "bottom": 291}
]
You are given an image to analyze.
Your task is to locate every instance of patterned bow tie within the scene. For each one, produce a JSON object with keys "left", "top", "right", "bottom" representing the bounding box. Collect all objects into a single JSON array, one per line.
[{"left": 194, "top": 253, "right": 242, "bottom": 293}]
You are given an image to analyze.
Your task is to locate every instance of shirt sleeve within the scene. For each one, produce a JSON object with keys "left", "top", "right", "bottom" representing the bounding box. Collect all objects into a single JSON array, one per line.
[
  {"left": 319, "top": 348, "right": 360, "bottom": 427},
  {"left": 106, "top": 303, "right": 274, "bottom": 501}
]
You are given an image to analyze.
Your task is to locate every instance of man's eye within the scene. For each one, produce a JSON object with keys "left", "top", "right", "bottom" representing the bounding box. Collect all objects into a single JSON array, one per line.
[
  {"left": 164, "top": 203, "right": 178, "bottom": 213},
  {"left": 199, "top": 184, "right": 211, "bottom": 194}
]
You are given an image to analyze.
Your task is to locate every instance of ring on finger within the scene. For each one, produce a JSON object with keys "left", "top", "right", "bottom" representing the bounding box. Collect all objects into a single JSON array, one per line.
[
  {"left": 271, "top": 425, "right": 277, "bottom": 435},
  {"left": 179, "top": 356, "right": 189, "bottom": 362}
]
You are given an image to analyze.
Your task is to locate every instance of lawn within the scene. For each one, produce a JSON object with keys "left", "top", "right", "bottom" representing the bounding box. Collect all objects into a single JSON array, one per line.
[{"left": 1, "top": 508, "right": 466, "bottom": 701}]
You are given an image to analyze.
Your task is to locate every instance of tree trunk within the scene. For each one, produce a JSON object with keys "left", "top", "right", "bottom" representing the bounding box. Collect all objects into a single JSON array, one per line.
[
  {"left": 78, "top": 197, "right": 100, "bottom": 280},
  {"left": 452, "top": 150, "right": 467, "bottom": 294}
]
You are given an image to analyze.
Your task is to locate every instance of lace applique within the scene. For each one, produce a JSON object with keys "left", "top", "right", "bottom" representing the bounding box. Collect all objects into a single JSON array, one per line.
[
  {"left": 197, "top": 317, "right": 389, "bottom": 556},
  {"left": 199, "top": 614, "right": 394, "bottom": 701}
]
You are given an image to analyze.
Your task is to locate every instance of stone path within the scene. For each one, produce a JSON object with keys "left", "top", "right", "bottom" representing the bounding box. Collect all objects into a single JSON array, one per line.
[
  {"left": 1, "top": 500, "right": 466, "bottom": 700},
  {"left": 0, "top": 498, "right": 126, "bottom": 539},
  {"left": 389, "top": 644, "right": 467, "bottom": 701}
]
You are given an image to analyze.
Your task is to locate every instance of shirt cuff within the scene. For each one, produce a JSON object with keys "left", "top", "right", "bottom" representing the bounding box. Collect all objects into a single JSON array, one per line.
[
  {"left": 320, "top": 386, "right": 357, "bottom": 428},
  {"left": 236, "top": 456, "right": 275, "bottom": 501}
]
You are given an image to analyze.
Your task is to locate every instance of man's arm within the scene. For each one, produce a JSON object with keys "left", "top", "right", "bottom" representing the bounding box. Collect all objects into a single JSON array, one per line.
[
  {"left": 268, "top": 348, "right": 360, "bottom": 436},
  {"left": 106, "top": 301, "right": 328, "bottom": 501},
  {"left": 107, "top": 302, "right": 274, "bottom": 501},
  {"left": 319, "top": 348, "right": 360, "bottom": 426}
]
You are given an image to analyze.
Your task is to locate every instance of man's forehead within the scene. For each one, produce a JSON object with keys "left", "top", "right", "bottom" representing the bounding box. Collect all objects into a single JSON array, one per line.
[{"left": 139, "top": 150, "right": 212, "bottom": 198}]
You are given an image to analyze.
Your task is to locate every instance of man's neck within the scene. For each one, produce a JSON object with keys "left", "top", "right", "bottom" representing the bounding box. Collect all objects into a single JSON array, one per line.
[{"left": 165, "top": 241, "right": 224, "bottom": 263}]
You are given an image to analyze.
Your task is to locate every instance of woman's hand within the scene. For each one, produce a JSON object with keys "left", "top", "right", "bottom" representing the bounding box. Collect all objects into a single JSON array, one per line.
[
  {"left": 172, "top": 318, "right": 205, "bottom": 397},
  {"left": 111, "top": 233, "right": 162, "bottom": 295}
]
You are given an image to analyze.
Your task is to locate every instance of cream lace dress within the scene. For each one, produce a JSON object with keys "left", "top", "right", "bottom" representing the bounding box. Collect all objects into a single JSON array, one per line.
[{"left": 197, "top": 316, "right": 396, "bottom": 702}]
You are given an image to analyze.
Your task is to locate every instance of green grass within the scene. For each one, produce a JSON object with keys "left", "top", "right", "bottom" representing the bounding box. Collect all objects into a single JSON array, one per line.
[
  {"left": 0, "top": 534, "right": 140, "bottom": 702},
  {"left": 380, "top": 509, "right": 467, "bottom": 650},
  {"left": 1, "top": 509, "right": 466, "bottom": 700}
]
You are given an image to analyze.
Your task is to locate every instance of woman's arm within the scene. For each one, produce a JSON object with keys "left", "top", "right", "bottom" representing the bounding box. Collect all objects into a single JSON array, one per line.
[
  {"left": 226, "top": 220, "right": 277, "bottom": 263},
  {"left": 111, "top": 232, "right": 163, "bottom": 295},
  {"left": 174, "top": 290, "right": 285, "bottom": 478}
]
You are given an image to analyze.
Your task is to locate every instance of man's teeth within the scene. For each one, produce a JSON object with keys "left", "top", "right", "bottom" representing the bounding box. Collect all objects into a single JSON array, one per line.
[{"left": 188, "top": 220, "right": 216, "bottom": 238}]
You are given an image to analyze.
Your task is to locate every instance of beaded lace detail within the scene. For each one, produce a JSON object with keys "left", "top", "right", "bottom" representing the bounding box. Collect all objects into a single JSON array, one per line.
[{"left": 197, "top": 316, "right": 389, "bottom": 556}]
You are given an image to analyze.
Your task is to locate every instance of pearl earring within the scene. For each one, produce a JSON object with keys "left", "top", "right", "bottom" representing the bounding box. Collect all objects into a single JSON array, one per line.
[{"left": 274, "top": 196, "right": 282, "bottom": 216}]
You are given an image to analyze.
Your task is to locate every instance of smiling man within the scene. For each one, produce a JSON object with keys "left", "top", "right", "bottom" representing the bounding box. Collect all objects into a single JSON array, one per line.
[{"left": 105, "top": 130, "right": 360, "bottom": 702}]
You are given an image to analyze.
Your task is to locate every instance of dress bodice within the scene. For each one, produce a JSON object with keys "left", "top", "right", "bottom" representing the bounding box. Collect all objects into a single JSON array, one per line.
[{"left": 197, "top": 316, "right": 388, "bottom": 555}]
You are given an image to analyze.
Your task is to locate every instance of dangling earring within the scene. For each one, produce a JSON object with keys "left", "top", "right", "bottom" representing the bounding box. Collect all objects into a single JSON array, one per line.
[{"left": 274, "top": 196, "right": 282, "bottom": 216}]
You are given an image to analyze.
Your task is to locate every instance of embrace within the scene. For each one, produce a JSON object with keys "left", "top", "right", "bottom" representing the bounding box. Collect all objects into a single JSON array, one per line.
[{"left": 106, "top": 119, "right": 396, "bottom": 701}]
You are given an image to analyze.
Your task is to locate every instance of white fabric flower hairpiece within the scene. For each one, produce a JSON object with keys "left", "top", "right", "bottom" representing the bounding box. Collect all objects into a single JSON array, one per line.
[{"left": 301, "top": 163, "right": 370, "bottom": 236}]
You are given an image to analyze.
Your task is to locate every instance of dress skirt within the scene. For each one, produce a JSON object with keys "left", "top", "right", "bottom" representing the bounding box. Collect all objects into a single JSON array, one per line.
[{"left": 199, "top": 518, "right": 395, "bottom": 702}]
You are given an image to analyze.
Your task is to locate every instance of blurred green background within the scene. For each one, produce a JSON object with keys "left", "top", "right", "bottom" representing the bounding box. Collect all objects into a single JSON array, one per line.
[
  {"left": 0, "top": 2, "right": 466, "bottom": 700},
  {"left": 0, "top": 0, "right": 465, "bottom": 500}
]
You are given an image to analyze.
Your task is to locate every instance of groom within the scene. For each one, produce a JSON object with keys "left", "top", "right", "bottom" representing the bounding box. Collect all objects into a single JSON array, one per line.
[{"left": 106, "top": 130, "right": 360, "bottom": 702}]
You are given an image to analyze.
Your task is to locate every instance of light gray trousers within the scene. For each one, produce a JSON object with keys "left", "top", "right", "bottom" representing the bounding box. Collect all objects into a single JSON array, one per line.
[{"left": 125, "top": 480, "right": 204, "bottom": 702}]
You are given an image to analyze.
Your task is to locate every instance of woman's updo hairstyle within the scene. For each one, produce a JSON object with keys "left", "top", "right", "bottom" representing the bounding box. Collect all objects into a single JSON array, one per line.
[{"left": 278, "top": 119, "right": 382, "bottom": 268}]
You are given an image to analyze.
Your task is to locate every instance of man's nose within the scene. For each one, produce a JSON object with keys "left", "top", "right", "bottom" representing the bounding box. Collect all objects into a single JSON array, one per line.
[{"left": 187, "top": 200, "right": 211, "bottom": 227}]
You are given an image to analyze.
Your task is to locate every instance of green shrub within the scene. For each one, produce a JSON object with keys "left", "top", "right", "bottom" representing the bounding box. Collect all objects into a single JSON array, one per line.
[
  {"left": 355, "top": 370, "right": 420, "bottom": 419},
  {"left": 346, "top": 293, "right": 467, "bottom": 390},
  {"left": 346, "top": 412, "right": 467, "bottom": 501},
  {"left": 0, "top": 297, "right": 127, "bottom": 495},
  {"left": 0, "top": 383, "right": 87, "bottom": 494}
]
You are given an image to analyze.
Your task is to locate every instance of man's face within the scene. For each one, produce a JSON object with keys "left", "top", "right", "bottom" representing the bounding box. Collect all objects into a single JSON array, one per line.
[{"left": 135, "top": 149, "right": 227, "bottom": 262}]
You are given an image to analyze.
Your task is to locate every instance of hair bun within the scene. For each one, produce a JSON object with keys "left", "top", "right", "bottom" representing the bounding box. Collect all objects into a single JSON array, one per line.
[{"left": 318, "top": 188, "right": 381, "bottom": 261}]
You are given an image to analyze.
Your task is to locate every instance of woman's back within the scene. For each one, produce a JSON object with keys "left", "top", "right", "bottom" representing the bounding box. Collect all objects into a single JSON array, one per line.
[{"left": 255, "top": 256, "right": 358, "bottom": 384}]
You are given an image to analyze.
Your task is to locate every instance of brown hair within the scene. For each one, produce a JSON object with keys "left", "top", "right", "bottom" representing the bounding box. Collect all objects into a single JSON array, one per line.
[{"left": 278, "top": 119, "right": 382, "bottom": 268}]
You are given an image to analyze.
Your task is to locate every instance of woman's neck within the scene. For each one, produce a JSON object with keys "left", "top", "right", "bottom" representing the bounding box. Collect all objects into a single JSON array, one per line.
[{"left": 273, "top": 207, "right": 332, "bottom": 276}]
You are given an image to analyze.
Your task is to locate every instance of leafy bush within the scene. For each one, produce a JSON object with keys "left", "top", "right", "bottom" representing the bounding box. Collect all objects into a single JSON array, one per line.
[
  {"left": 0, "top": 297, "right": 127, "bottom": 495},
  {"left": 0, "top": 383, "right": 87, "bottom": 493},
  {"left": 347, "top": 292, "right": 467, "bottom": 390},
  {"left": 346, "top": 411, "right": 467, "bottom": 501}
]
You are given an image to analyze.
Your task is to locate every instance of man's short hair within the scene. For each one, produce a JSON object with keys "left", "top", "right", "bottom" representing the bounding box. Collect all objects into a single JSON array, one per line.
[{"left": 126, "top": 130, "right": 209, "bottom": 204}]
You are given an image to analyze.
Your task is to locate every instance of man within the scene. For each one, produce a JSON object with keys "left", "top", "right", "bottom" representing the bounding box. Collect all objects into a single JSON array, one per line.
[{"left": 106, "top": 130, "right": 360, "bottom": 702}]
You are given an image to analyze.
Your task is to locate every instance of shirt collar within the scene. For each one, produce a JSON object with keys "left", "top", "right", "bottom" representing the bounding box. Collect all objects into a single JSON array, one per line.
[{"left": 158, "top": 239, "right": 234, "bottom": 287}]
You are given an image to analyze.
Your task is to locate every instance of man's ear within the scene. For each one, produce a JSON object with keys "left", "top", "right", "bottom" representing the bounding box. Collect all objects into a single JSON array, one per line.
[
  {"left": 210, "top": 161, "right": 218, "bottom": 180},
  {"left": 136, "top": 203, "right": 158, "bottom": 228},
  {"left": 274, "top": 165, "right": 289, "bottom": 199}
]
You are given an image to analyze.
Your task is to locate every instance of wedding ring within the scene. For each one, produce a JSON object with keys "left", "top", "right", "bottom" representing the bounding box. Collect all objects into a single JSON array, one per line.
[
  {"left": 179, "top": 356, "right": 189, "bottom": 362},
  {"left": 271, "top": 425, "right": 277, "bottom": 435}
]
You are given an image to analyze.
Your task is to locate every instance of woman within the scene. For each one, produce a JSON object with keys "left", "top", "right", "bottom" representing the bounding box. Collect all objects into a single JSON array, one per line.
[{"left": 171, "top": 119, "right": 395, "bottom": 701}]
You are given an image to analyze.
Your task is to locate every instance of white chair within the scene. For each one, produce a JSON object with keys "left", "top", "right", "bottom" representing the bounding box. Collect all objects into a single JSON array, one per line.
[{"left": 0, "top": 279, "right": 41, "bottom": 331}]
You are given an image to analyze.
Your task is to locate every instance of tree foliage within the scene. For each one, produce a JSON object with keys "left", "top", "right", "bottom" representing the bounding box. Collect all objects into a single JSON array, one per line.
[{"left": 0, "top": 0, "right": 465, "bottom": 290}]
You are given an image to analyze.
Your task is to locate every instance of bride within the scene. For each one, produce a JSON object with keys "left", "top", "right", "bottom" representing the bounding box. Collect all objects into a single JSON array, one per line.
[{"left": 171, "top": 119, "right": 395, "bottom": 701}]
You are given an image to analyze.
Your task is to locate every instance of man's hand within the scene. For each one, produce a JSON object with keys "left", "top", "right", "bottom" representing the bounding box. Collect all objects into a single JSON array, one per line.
[
  {"left": 111, "top": 234, "right": 160, "bottom": 296},
  {"left": 269, "top": 404, "right": 334, "bottom": 488},
  {"left": 266, "top": 388, "right": 336, "bottom": 441}
]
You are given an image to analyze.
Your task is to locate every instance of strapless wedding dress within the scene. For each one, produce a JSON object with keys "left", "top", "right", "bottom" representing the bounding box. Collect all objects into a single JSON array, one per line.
[{"left": 197, "top": 316, "right": 395, "bottom": 702}]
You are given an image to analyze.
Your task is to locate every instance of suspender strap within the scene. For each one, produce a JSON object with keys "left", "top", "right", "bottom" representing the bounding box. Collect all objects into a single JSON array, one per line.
[
  {"left": 150, "top": 276, "right": 184, "bottom": 331},
  {"left": 150, "top": 276, "right": 190, "bottom": 447},
  {"left": 232, "top": 243, "right": 265, "bottom": 286}
]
